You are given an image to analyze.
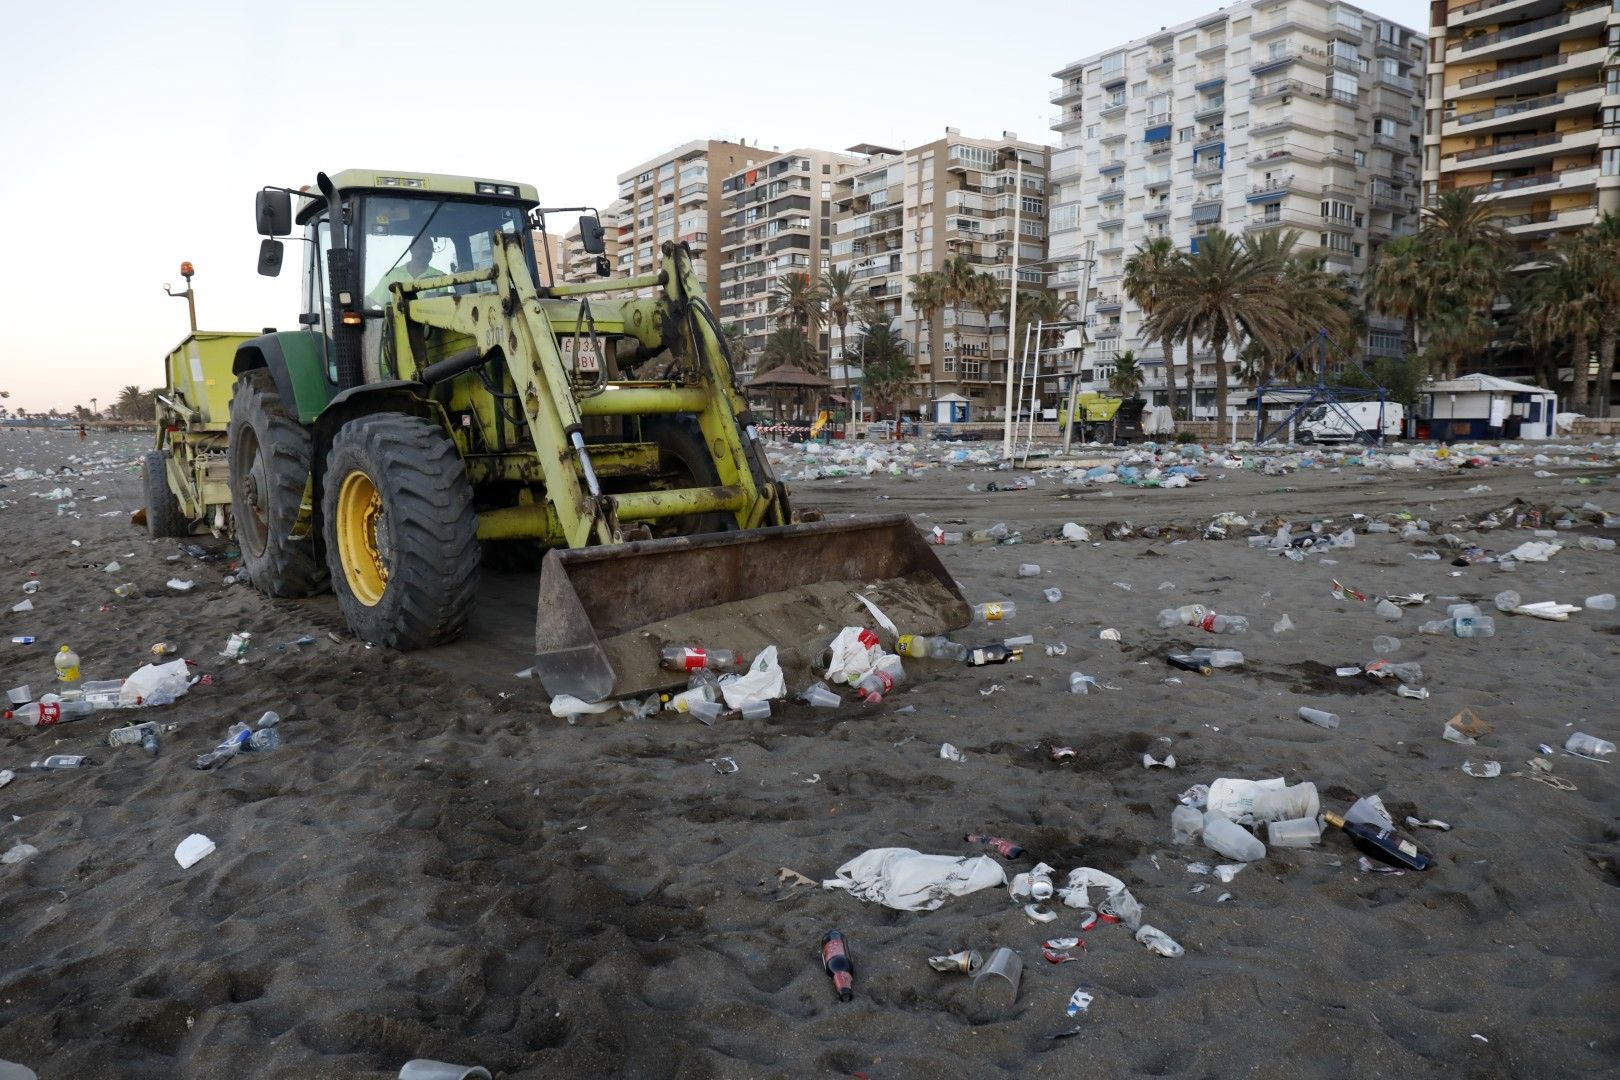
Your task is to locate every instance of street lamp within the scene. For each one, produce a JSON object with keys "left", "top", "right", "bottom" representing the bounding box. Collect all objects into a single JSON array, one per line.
[{"left": 164, "top": 261, "right": 198, "bottom": 332}]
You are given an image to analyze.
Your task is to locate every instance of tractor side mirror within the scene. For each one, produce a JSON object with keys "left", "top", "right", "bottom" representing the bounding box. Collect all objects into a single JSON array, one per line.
[
  {"left": 257, "top": 238, "right": 285, "bottom": 277},
  {"left": 256, "top": 189, "right": 292, "bottom": 236},
  {"left": 578, "top": 215, "right": 605, "bottom": 255},
  {"left": 595, "top": 255, "right": 611, "bottom": 278}
]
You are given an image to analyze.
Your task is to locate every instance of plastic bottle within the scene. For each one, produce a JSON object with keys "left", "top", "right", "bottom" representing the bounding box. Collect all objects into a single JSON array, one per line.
[
  {"left": 1198, "top": 613, "right": 1248, "bottom": 634},
  {"left": 1157, "top": 605, "right": 1205, "bottom": 628},
  {"left": 1170, "top": 805, "right": 1204, "bottom": 845},
  {"left": 1166, "top": 653, "right": 1212, "bottom": 675},
  {"left": 6, "top": 698, "right": 96, "bottom": 727},
  {"left": 54, "top": 645, "right": 80, "bottom": 683},
  {"left": 972, "top": 601, "right": 1017, "bottom": 623},
  {"left": 1266, "top": 816, "right": 1324, "bottom": 848},
  {"left": 965, "top": 833, "right": 1025, "bottom": 858},
  {"left": 854, "top": 654, "right": 906, "bottom": 701},
  {"left": 1371, "top": 635, "right": 1400, "bottom": 655},
  {"left": 1188, "top": 648, "right": 1243, "bottom": 668},
  {"left": 31, "top": 755, "right": 87, "bottom": 769},
  {"left": 1067, "top": 671, "right": 1096, "bottom": 694},
  {"left": 1299, "top": 706, "right": 1339, "bottom": 729},
  {"left": 194, "top": 723, "right": 254, "bottom": 769},
  {"left": 1418, "top": 618, "right": 1455, "bottom": 636},
  {"left": 1564, "top": 732, "right": 1615, "bottom": 757},
  {"left": 1494, "top": 590, "right": 1521, "bottom": 612},
  {"left": 896, "top": 634, "right": 968, "bottom": 661},
  {"left": 929, "top": 529, "right": 964, "bottom": 545},
  {"left": 1250, "top": 782, "right": 1320, "bottom": 823},
  {"left": 1453, "top": 615, "right": 1496, "bottom": 638},
  {"left": 1017, "top": 564, "right": 1041, "bottom": 577},
  {"left": 79, "top": 679, "right": 125, "bottom": 710},
  {"left": 1586, "top": 593, "right": 1616, "bottom": 611},
  {"left": 821, "top": 930, "right": 855, "bottom": 1002},
  {"left": 659, "top": 646, "right": 741, "bottom": 673},
  {"left": 247, "top": 727, "right": 282, "bottom": 752},
  {"left": 1201, "top": 811, "right": 1266, "bottom": 861},
  {"left": 1447, "top": 603, "right": 1482, "bottom": 621},
  {"left": 1577, "top": 536, "right": 1616, "bottom": 551},
  {"left": 1365, "top": 661, "right": 1423, "bottom": 686}
]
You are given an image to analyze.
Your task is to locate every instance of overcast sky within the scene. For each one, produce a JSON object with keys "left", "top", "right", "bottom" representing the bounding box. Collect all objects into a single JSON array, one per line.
[{"left": 0, "top": 0, "right": 1426, "bottom": 414}]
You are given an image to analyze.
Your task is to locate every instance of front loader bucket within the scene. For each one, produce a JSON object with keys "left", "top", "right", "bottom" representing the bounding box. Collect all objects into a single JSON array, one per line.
[{"left": 533, "top": 514, "right": 972, "bottom": 701}]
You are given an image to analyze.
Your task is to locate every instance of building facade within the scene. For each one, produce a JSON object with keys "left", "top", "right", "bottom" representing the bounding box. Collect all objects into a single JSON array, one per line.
[
  {"left": 717, "top": 148, "right": 868, "bottom": 363},
  {"left": 828, "top": 131, "right": 1052, "bottom": 418},
  {"left": 1423, "top": 0, "right": 1619, "bottom": 254},
  {"left": 552, "top": 200, "right": 625, "bottom": 286},
  {"left": 1049, "top": 0, "right": 1426, "bottom": 413},
  {"left": 614, "top": 140, "right": 774, "bottom": 311}
]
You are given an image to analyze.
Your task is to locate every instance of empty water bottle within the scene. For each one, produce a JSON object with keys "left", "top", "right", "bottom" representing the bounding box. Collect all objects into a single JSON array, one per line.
[
  {"left": 1418, "top": 618, "right": 1455, "bottom": 636},
  {"left": 1564, "top": 732, "right": 1615, "bottom": 757},
  {"left": 1298, "top": 707, "right": 1339, "bottom": 729},
  {"left": 1453, "top": 614, "right": 1496, "bottom": 638},
  {"left": 32, "top": 754, "right": 87, "bottom": 769},
  {"left": 1577, "top": 537, "right": 1616, "bottom": 551},
  {"left": 973, "top": 601, "right": 1017, "bottom": 623},
  {"left": 1067, "top": 671, "right": 1096, "bottom": 694},
  {"left": 1188, "top": 648, "right": 1243, "bottom": 668}
]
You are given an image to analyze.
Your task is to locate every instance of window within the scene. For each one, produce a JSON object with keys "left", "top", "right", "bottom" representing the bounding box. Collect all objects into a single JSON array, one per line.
[
  {"left": 1020, "top": 195, "right": 1045, "bottom": 215},
  {"left": 1177, "top": 126, "right": 1194, "bottom": 142},
  {"left": 1336, "top": 8, "right": 1362, "bottom": 33},
  {"left": 1605, "top": 148, "right": 1620, "bottom": 177},
  {"left": 1606, "top": 107, "right": 1620, "bottom": 135},
  {"left": 1373, "top": 116, "right": 1398, "bottom": 138},
  {"left": 1131, "top": 81, "right": 1147, "bottom": 98},
  {"left": 1086, "top": 124, "right": 1098, "bottom": 139},
  {"left": 1101, "top": 51, "right": 1125, "bottom": 77},
  {"left": 1354, "top": 149, "right": 1367, "bottom": 167},
  {"left": 1321, "top": 199, "right": 1354, "bottom": 222},
  {"left": 1609, "top": 67, "right": 1620, "bottom": 94}
]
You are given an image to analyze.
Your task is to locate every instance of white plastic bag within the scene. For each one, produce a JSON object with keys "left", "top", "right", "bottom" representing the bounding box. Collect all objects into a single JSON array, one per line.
[
  {"left": 1205, "top": 776, "right": 1287, "bottom": 825},
  {"left": 823, "top": 628, "right": 880, "bottom": 685},
  {"left": 823, "top": 848, "right": 1006, "bottom": 911},
  {"left": 119, "top": 659, "right": 192, "bottom": 708},
  {"left": 719, "top": 645, "right": 785, "bottom": 709}
]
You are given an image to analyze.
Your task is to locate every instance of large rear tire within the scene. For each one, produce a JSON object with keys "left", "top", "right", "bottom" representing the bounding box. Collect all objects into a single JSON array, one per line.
[
  {"left": 322, "top": 414, "right": 480, "bottom": 649},
  {"left": 142, "top": 451, "right": 188, "bottom": 538},
  {"left": 641, "top": 416, "right": 734, "bottom": 538},
  {"left": 228, "top": 372, "right": 328, "bottom": 596}
]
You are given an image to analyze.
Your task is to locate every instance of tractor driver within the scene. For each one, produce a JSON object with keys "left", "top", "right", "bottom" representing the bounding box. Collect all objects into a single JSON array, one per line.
[{"left": 368, "top": 234, "right": 448, "bottom": 307}]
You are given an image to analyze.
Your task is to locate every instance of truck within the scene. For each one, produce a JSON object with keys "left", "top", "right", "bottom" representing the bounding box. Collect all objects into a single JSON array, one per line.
[
  {"left": 1296, "top": 400, "right": 1404, "bottom": 444},
  {"left": 149, "top": 169, "right": 969, "bottom": 700}
]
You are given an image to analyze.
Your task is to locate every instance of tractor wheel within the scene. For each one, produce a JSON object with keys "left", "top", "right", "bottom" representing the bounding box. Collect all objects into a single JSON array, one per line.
[
  {"left": 642, "top": 416, "right": 734, "bottom": 538},
  {"left": 228, "top": 372, "right": 328, "bottom": 597},
  {"left": 322, "top": 414, "right": 480, "bottom": 649},
  {"left": 142, "top": 451, "right": 188, "bottom": 538}
]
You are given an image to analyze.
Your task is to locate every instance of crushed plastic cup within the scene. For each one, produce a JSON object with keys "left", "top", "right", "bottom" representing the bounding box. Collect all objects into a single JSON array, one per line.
[
  {"left": 799, "top": 682, "right": 840, "bottom": 708},
  {"left": 174, "top": 833, "right": 216, "bottom": 869},
  {"left": 1044, "top": 587, "right": 1063, "bottom": 603},
  {"left": 1272, "top": 614, "right": 1294, "bottom": 634},
  {"left": 398, "top": 1063, "right": 493, "bottom": 1080},
  {"left": 1298, "top": 707, "right": 1339, "bottom": 730},
  {"left": 1494, "top": 590, "right": 1521, "bottom": 612},
  {"left": 1134, "top": 925, "right": 1184, "bottom": 958},
  {"left": 1586, "top": 593, "right": 1616, "bottom": 611},
  {"left": 1265, "top": 816, "right": 1324, "bottom": 848},
  {"left": 1170, "top": 805, "right": 1203, "bottom": 845},
  {"left": 939, "top": 743, "right": 966, "bottom": 762},
  {"left": 971, "top": 946, "right": 1022, "bottom": 1004}
]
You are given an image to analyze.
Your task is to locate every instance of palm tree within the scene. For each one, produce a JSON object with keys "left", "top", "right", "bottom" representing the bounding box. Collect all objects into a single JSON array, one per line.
[
  {"left": 1108, "top": 350, "right": 1144, "bottom": 398},
  {"left": 768, "top": 272, "right": 825, "bottom": 365},
  {"left": 1123, "top": 237, "right": 1182, "bottom": 415},
  {"left": 856, "top": 312, "right": 912, "bottom": 418},
  {"left": 1145, "top": 229, "right": 1293, "bottom": 441},
  {"left": 969, "top": 272, "right": 1004, "bottom": 374},
  {"left": 908, "top": 271, "right": 946, "bottom": 403},
  {"left": 1581, "top": 212, "right": 1620, "bottom": 417},
  {"left": 756, "top": 325, "right": 817, "bottom": 376},
  {"left": 721, "top": 321, "right": 751, "bottom": 375},
  {"left": 822, "top": 266, "right": 857, "bottom": 412},
  {"left": 1423, "top": 189, "right": 1512, "bottom": 256},
  {"left": 1519, "top": 242, "right": 1597, "bottom": 413},
  {"left": 938, "top": 255, "right": 979, "bottom": 390},
  {"left": 115, "top": 385, "right": 147, "bottom": 420},
  {"left": 1365, "top": 234, "right": 1431, "bottom": 361}
]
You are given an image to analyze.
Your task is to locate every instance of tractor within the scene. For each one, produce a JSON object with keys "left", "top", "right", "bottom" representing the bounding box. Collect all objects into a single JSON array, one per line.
[{"left": 214, "top": 169, "right": 966, "bottom": 699}]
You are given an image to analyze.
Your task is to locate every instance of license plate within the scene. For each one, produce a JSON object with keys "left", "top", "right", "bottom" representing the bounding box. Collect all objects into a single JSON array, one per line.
[{"left": 560, "top": 337, "right": 599, "bottom": 372}]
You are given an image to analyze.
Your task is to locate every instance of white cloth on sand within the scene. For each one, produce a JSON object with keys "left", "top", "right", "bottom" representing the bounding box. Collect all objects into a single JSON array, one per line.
[{"left": 823, "top": 848, "right": 1007, "bottom": 911}]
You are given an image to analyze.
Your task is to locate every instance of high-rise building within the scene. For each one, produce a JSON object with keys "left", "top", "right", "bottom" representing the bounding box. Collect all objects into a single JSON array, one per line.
[
  {"left": 553, "top": 200, "right": 625, "bottom": 285},
  {"left": 1049, "top": 0, "right": 1426, "bottom": 414},
  {"left": 614, "top": 140, "right": 775, "bottom": 311},
  {"left": 717, "top": 148, "right": 868, "bottom": 364},
  {"left": 1422, "top": 0, "right": 1616, "bottom": 253},
  {"left": 828, "top": 131, "right": 1052, "bottom": 418},
  {"left": 534, "top": 228, "right": 569, "bottom": 286}
]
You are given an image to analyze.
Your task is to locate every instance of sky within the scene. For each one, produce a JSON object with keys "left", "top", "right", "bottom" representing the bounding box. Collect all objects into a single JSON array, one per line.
[{"left": 0, "top": 0, "right": 1426, "bottom": 415}]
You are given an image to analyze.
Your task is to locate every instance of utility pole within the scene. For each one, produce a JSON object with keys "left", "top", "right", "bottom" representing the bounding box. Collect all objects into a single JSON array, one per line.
[
  {"left": 1001, "top": 148, "right": 1025, "bottom": 460},
  {"left": 164, "top": 261, "right": 198, "bottom": 332}
]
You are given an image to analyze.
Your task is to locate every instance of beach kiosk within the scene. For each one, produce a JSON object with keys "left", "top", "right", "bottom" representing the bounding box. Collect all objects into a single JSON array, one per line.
[
  {"left": 1421, "top": 373, "right": 1557, "bottom": 441},
  {"left": 930, "top": 393, "right": 971, "bottom": 424}
]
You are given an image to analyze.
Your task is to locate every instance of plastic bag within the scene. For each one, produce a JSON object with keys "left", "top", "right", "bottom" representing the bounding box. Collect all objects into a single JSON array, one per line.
[
  {"left": 719, "top": 645, "right": 785, "bottom": 709},
  {"left": 118, "top": 659, "right": 192, "bottom": 708}
]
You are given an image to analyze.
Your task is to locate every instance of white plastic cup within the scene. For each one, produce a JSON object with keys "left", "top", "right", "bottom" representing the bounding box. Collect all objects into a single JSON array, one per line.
[
  {"left": 1017, "top": 564, "right": 1041, "bottom": 577},
  {"left": 1201, "top": 811, "right": 1266, "bottom": 861},
  {"left": 1494, "top": 590, "right": 1521, "bottom": 612},
  {"left": 1586, "top": 593, "right": 1616, "bottom": 611},
  {"left": 1251, "top": 782, "right": 1320, "bottom": 823},
  {"left": 1371, "top": 636, "right": 1400, "bottom": 655},
  {"left": 686, "top": 699, "right": 724, "bottom": 725},
  {"left": 5, "top": 685, "right": 30, "bottom": 706},
  {"left": 739, "top": 699, "right": 772, "bottom": 721},
  {"left": 1564, "top": 732, "right": 1616, "bottom": 757},
  {"left": 1265, "top": 816, "right": 1324, "bottom": 849},
  {"left": 1298, "top": 707, "right": 1339, "bottom": 730},
  {"left": 800, "top": 682, "right": 840, "bottom": 708},
  {"left": 1170, "top": 804, "right": 1203, "bottom": 845}
]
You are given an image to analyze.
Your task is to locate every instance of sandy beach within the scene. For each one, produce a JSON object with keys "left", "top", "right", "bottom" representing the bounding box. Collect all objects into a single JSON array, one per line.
[{"left": 1, "top": 427, "right": 1617, "bottom": 1079}]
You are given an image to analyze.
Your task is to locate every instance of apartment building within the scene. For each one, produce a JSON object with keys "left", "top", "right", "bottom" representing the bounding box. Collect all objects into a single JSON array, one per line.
[
  {"left": 613, "top": 140, "right": 774, "bottom": 311},
  {"left": 1049, "top": 0, "right": 1426, "bottom": 413},
  {"left": 717, "top": 148, "right": 868, "bottom": 362},
  {"left": 828, "top": 131, "right": 1052, "bottom": 418},
  {"left": 550, "top": 200, "right": 625, "bottom": 285},
  {"left": 1423, "top": 0, "right": 1619, "bottom": 253},
  {"left": 534, "top": 228, "right": 569, "bottom": 286}
]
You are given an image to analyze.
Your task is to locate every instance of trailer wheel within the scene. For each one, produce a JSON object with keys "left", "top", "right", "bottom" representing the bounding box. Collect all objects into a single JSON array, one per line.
[
  {"left": 229, "top": 372, "right": 329, "bottom": 597},
  {"left": 143, "top": 451, "right": 189, "bottom": 538},
  {"left": 322, "top": 414, "right": 480, "bottom": 649},
  {"left": 1297, "top": 429, "right": 1315, "bottom": 445}
]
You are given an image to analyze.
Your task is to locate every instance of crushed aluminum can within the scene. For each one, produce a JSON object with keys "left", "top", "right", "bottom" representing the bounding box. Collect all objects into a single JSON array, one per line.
[
  {"left": 927, "top": 950, "right": 983, "bottom": 974},
  {"left": 1024, "top": 904, "right": 1058, "bottom": 923},
  {"left": 1076, "top": 910, "right": 1099, "bottom": 932},
  {"left": 1041, "top": 938, "right": 1086, "bottom": 965},
  {"left": 1064, "top": 987, "right": 1095, "bottom": 1017},
  {"left": 1049, "top": 745, "right": 1077, "bottom": 763}
]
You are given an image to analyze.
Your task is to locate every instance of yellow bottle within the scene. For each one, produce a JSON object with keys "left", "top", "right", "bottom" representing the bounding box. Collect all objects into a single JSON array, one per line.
[{"left": 54, "top": 645, "right": 81, "bottom": 683}]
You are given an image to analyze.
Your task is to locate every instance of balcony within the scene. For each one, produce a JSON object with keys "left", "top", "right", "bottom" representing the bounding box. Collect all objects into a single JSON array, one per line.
[
  {"left": 1147, "top": 51, "right": 1175, "bottom": 73},
  {"left": 1448, "top": 49, "right": 1606, "bottom": 101},
  {"left": 1143, "top": 204, "right": 1171, "bottom": 221},
  {"left": 1193, "top": 159, "right": 1225, "bottom": 179},
  {"left": 1099, "top": 159, "right": 1126, "bottom": 174},
  {"left": 1447, "top": 0, "right": 1567, "bottom": 29},
  {"left": 1098, "top": 187, "right": 1125, "bottom": 203},
  {"left": 1250, "top": 43, "right": 1328, "bottom": 76},
  {"left": 1249, "top": 142, "right": 1316, "bottom": 166},
  {"left": 1447, "top": 4, "right": 1608, "bottom": 62},
  {"left": 1500, "top": 204, "right": 1597, "bottom": 233},
  {"left": 1095, "top": 295, "right": 1122, "bottom": 313},
  {"left": 1098, "top": 213, "right": 1125, "bottom": 230},
  {"left": 1459, "top": 165, "right": 1600, "bottom": 201},
  {"left": 1250, "top": 112, "right": 1306, "bottom": 137},
  {"left": 1194, "top": 99, "right": 1226, "bottom": 122},
  {"left": 1250, "top": 77, "right": 1320, "bottom": 103},
  {"left": 1370, "top": 187, "right": 1415, "bottom": 212},
  {"left": 1051, "top": 80, "right": 1084, "bottom": 103},
  {"left": 1247, "top": 175, "right": 1299, "bottom": 200},
  {"left": 1145, "top": 169, "right": 1173, "bottom": 189},
  {"left": 1373, "top": 132, "right": 1411, "bottom": 154},
  {"left": 1243, "top": 207, "right": 1318, "bottom": 232},
  {"left": 1251, "top": 12, "right": 1330, "bottom": 41},
  {"left": 1443, "top": 129, "right": 1591, "bottom": 172},
  {"left": 1194, "top": 73, "right": 1227, "bottom": 93},
  {"left": 1443, "top": 86, "right": 1602, "bottom": 137}
]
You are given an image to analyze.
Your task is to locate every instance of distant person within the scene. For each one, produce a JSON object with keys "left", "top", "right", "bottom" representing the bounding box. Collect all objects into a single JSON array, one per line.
[{"left": 78, "top": 423, "right": 87, "bottom": 441}]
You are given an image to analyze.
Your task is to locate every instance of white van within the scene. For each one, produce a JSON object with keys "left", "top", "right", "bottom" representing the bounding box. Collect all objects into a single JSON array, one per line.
[{"left": 1297, "top": 401, "right": 1404, "bottom": 443}]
